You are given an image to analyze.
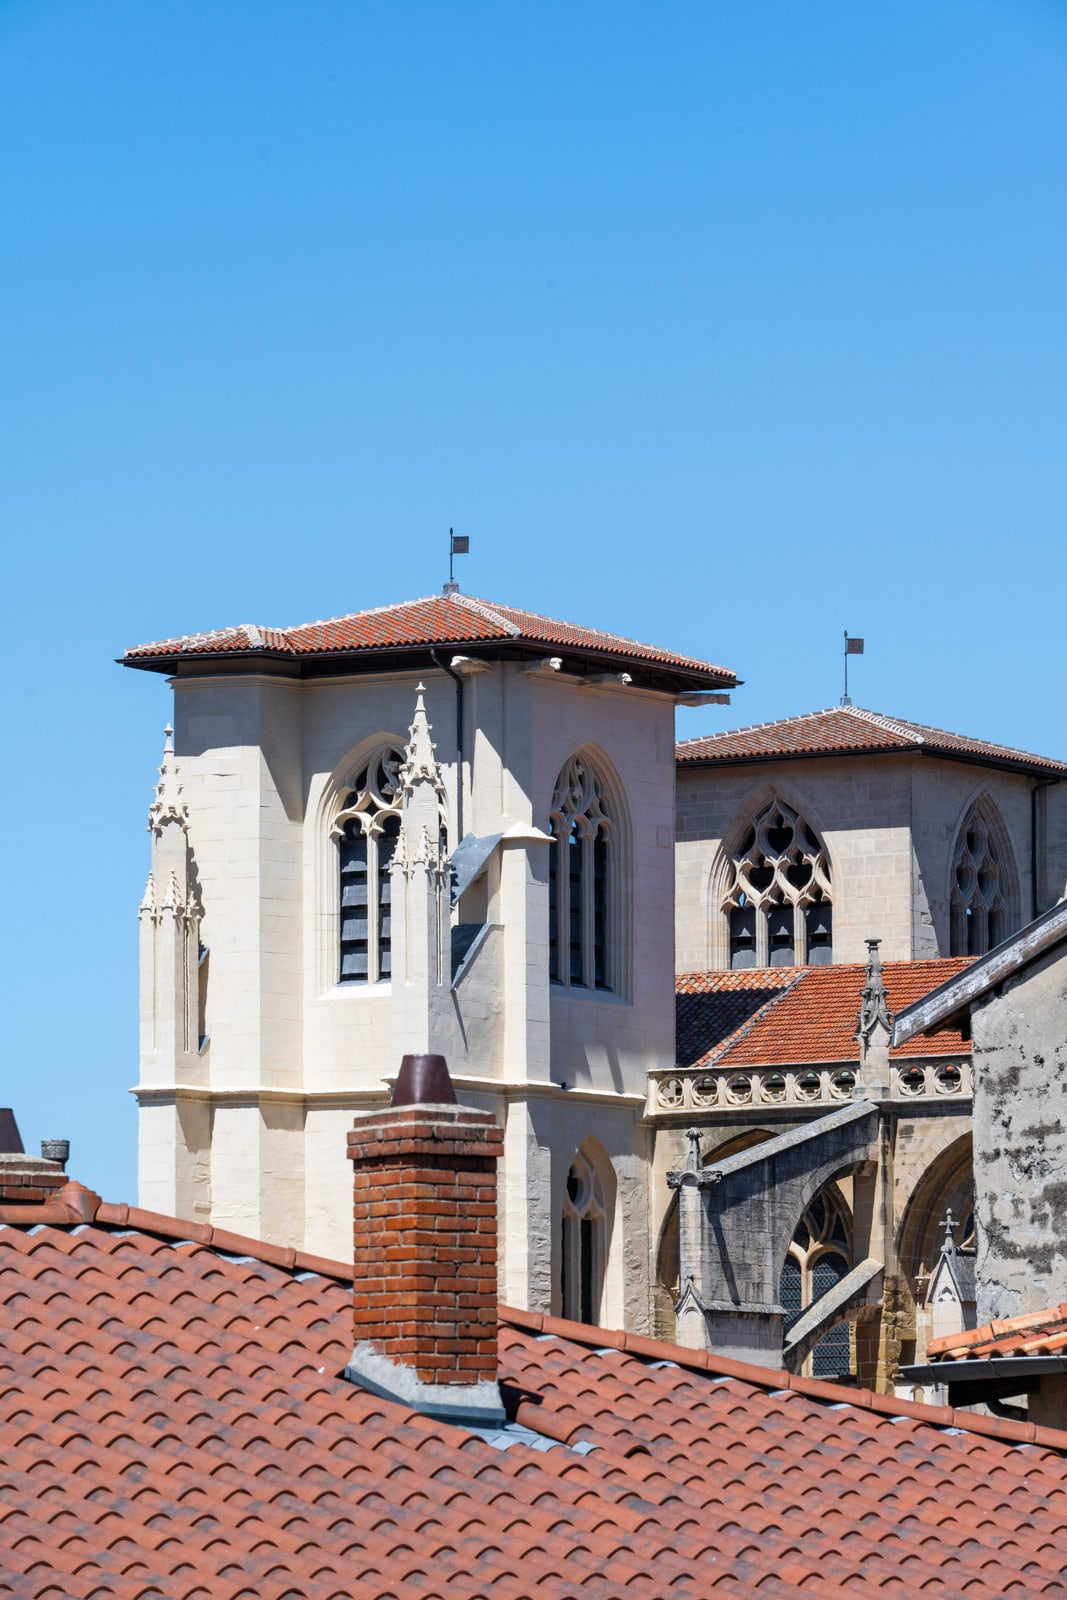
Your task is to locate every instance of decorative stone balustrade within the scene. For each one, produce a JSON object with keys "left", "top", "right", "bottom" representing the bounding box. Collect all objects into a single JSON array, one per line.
[{"left": 648, "top": 1058, "right": 972, "bottom": 1116}]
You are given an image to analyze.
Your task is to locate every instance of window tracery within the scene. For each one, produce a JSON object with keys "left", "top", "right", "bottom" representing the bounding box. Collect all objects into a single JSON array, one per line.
[
  {"left": 950, "top": 798, "right": 1017, "bottom": 957},
  {"left": 331, "top": 745, "right": 405, "bottom": 984},
  {"left": 549, "top": 755, "right": 614, "bottom": 991},
  {"left": 779, "top": 1186, "right": 852, "bottom": 1377},
  {"left": 722, "top": 798, "right": 832, "bottom": 969},
  {"left": 561, "top": 1150, "right": 605, "bottom": 1324}
]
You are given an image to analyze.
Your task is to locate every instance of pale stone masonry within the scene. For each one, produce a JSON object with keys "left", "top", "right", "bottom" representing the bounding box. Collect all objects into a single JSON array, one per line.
[
  {"left": 126, "top": 598, "right": 1067, "bottom": 1374},
  {"left": 125, "top": 595, "right": 732, "bottom": 1332}
]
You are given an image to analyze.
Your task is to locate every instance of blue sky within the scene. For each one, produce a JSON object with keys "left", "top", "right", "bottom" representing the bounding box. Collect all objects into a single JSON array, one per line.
[{"left": 2, "top": 2, "right": 1065, "bottom": 1199}]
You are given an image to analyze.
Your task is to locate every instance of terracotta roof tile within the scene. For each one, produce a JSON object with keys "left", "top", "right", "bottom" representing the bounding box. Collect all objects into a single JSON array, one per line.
[
  {"left": 675, "top": 969, "right": 798, "bottom": 1067},
  {"left": 677, "top": 706, "right": 1067, "bottom": 776},
  {"left": 4, "top": 1208, "right": 1067, "bottom": 1596},
  {"left": 123, "top": 593, "right": 735, "bottom": 686},
  {"left": 929, "top": 1302, "right": 1067, "bottom": 1362},
  {"left": 676, "top": 959, "right": 974, "bottom": 1067}
]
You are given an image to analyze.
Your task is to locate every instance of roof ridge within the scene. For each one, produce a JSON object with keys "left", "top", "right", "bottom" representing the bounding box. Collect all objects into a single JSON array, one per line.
[
  {"left": 453, "top": 593, "right": 522, "bottom": 636},
  {"left": 847, "top": 706, "right": 925, "bottom": 745},
  {"left": 699, "top": 970, "right": 809, "bottom": 1067}
]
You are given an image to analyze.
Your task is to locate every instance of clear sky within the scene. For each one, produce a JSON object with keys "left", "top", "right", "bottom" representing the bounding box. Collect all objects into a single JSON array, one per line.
[{"left": 2, "top": 2, "right": 1065, "bottom": 1200}]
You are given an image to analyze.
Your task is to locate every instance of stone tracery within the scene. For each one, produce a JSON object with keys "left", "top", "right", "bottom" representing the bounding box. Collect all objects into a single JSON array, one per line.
[
  {"left": 721, "top": 797, "right": 833, "bottom": 968},
  {"left": 548, "top": 754, "right": 615, "bottom": 991},
  {"left": 949, "top": 796, "right": 1017, "bottom": 957},
  {"left": 332, "top": 745, "right": 406, "bottom": 983}
]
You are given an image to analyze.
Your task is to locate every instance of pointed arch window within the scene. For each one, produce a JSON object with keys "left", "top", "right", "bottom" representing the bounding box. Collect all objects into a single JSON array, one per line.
[
  {"left": 780, "top": 1186, "right": 852, "bottom": 1378},
  {"left": 561, "top": 1150, "right": 605, "bottom": 1324},
  {"left": 950, "top": 798, "right": 1017, "bottom": 957},
  {"left": 548, "top": 755, "right": 615, "bottom": 992},
  {"left": 332, "top": 745, "right": 404, "bottom": 984},
  {"left": 722, "top": 798, "right": 832, "bottom": 969}
]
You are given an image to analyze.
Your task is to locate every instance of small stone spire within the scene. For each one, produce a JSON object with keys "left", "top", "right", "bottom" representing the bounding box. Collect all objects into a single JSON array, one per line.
[
  {"left": 147, "top": 725, "right": 189, "bottom": 835},
  {"left": 399, "top": 685, "right": 445, "bottom": 796},
  {"left": 855, "top": 938, "right": 893, "bottom": 1045},
  {"left": 138, "top": 873, "right": 156, "bottom": 917},
  {"left": 685, "top": 1127, "right": 703, "bottom": 1176}
]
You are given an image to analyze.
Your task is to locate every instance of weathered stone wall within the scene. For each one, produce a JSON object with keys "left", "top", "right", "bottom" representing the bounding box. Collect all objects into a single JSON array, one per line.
[{"left": 972, "top": 940, "right": 1067, "bottom": 1323}]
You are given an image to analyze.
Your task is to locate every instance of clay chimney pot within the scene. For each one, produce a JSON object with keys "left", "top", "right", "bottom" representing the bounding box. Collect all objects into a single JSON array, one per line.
[{"left": 391, "top": 1053, "right": 457, "bottom": 1107}]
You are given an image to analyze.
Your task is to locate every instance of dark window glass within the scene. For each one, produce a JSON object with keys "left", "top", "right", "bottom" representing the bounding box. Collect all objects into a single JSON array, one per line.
[
  {"left": 806, "top": 902, "right": 833, "bottom": 965},
  {"left": 339, "top": 827, "right": 369, "bottom": 982},
  {"left": 580, "top": 1216, "right": 595, "bottom": 1324},
  {"left": 593, "top": 834, "right": 608, "bottom": 989},
  {"left": 729, "top": 906, "right": 757, "bottom": 969},
  {"left": 568, "top": 825, "right": 584, "bottom": 985},
  {"left": 768, "top": 904, "right": 795, "bottom": 965}
]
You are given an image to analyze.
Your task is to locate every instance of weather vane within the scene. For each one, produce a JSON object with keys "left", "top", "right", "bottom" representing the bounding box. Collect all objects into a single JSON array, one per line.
[
  {"left": 841, "top": 631, "right": 864, "bottom": 706},
  {"left": 445, "top": 527, "right": 469, "bottom": 594}
]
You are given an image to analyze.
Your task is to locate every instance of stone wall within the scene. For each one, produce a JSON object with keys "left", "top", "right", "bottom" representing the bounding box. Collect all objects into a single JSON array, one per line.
[
  {"left": 972, "top": 940, "right": 1067, "bottom": 1323},
  {"left": 676, "top": 752, "right": 1038, "bottom": 971}
]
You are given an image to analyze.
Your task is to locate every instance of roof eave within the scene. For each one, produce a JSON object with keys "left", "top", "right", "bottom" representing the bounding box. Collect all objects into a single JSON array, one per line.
[
  {"left": 676, "top": 744, "right": 1067, "bottom": 779},
  {"left": 122, "top": 637, "right": 737, "bottom": 692}
]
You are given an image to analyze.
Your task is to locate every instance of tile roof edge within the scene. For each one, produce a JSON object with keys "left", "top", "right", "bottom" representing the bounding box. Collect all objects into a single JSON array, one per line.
[
  {"left": 496, "top": 1307, "right": 1067, "bottom": 1451},
  {"left": 92, "top": 1202, "right": 354, "bottom": 1279}
]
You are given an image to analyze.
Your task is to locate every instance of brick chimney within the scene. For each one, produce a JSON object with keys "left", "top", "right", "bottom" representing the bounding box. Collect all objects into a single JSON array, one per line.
[{"left": 345, "top": 1053, "right": 505, "bottom": 1425}]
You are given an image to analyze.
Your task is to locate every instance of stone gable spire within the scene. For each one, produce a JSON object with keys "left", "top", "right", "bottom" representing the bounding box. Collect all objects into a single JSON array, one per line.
[
  {"left": 147, "top": 725, "right": 189, "bottom": 835},
  {"left": 856, "top": 938, "right": 893, "bottom": 1046}
]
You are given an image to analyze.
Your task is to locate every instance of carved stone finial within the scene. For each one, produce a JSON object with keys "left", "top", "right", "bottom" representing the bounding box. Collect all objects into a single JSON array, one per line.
[
  {"left": 138, "top": 873, "right": 156, "bottom": 917},
  {"left": 160, "top": 871, "right": 184, "bottom": 914},
  {"left": 940, "top": 1208, "right": 957, "bottom": 1254},
  {"left": 399, "top": 683, "right": 446, "bottom": 797},
  {"left": 685, "top": 1127, "right": 703, "bottom": 1175},
  {"left": 148, "top": 724, "right": 189, "bottom": 835},
  {"left": 855, "top": 937, "right": 892, "bottom": 1044}
]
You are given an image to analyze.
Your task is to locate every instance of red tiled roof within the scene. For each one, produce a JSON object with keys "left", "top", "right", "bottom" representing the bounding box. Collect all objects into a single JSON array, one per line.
[
  {"left": 4, "top": 1203, "right": 1067, "bottom": 1598},
  {"left": 676, "top": 968, "right": 797, "bottom": 1068},
  {"left": 677, "top": 706, "right": 1067, "bottom": 776},
  {"left": 677, "top": 959, "right": 974, "bottom": 1068},
  {"left": 929, "top": 1302, "right": 1067, "bottom": 1363},
  {"left": 123, "top": 593, "right": 735, "bottom": 685}
]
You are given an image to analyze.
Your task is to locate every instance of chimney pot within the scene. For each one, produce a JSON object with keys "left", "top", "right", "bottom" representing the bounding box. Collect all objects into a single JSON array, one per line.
[{"left": 391, "top": 1053, "right": 457, "bottom": 1107}]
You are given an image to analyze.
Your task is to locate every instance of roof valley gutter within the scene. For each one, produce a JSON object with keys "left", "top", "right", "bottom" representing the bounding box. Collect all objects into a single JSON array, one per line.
[{"left": 430, "top": 648, "right": 464, "bottom": 844}]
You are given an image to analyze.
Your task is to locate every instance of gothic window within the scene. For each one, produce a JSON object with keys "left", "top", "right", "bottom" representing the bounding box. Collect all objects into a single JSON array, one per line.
[
  {"left": 950, "top": 798, "right": 1017, "bottom": 958},
  {"left": 722, "top": 799, "right": 832, "bottom": 970},
  {"left": 561, "top": 1150, "right": 605, "bottom": 1324},
  {"left": 549, "top": 755, "right": 614, "bottom": 992},
  {"left": 332, "top": 745, "right": 404, "bottom": 984},
  {"left": 780, "top": 1186, "right": 852, "bottom": 1378}
]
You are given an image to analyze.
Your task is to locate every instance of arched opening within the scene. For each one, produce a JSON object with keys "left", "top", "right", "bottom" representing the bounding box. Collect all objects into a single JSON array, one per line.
[
  {"left": 949, "top": 795, "right": 1020, "bottom": 957},
  {"left": 897, "top": 1133, "right": 974, "bottom": 1299},
  {"left": 715, "top": 796, "right": 833, "bottom": 970},
  {"left": 547, "top": 751, "right": 628, "bottom": 996},
  {"left": 331, "top": 744, "right": 406, "bottom": 984},
  {"left": 560, "top": 1138, "right": 617, "bottom": 1326},
  {"left": 779, "top": 1182, "right": 853, "bottom": 1377}
]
